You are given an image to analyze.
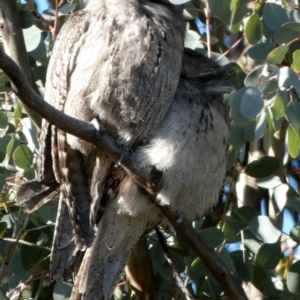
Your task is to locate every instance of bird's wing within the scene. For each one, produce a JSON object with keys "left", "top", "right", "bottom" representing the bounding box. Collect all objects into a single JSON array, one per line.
[{"left": 50, "top": 194, "right": 80, "bottom": 281}]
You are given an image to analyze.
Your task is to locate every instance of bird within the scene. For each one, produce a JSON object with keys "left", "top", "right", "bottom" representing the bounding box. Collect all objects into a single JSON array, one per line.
[
  {"left": 16, "top": 0, "right": 233, "bottom": 298},
  {"left": 38, "top": 0, "right": 185, "bottom": 249}
]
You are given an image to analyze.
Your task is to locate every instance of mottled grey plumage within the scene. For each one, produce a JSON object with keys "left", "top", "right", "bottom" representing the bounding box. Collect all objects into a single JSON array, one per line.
[{"left": 17, "top": 0, "right": 232, "bottom": 298}]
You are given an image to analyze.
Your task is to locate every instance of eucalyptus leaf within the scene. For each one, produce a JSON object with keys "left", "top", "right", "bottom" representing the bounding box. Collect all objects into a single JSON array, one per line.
[
  {"left": 240, "top": 87, "right": 264, "bottom": 119},
  {"left": 230, "top": 123, "right": 246, "bottom": 149},
  {"left": 243, "top": 119, "right": 256, "bottom": 142},
  {"left": 265, "top": 45, "right": 289, "bottom": 65},
  {"left": 19, "top": 10, "right": 37, "bottom": 29},
  {"left": 287, "top": 124, "right": 300, "bottom": 158},
  {"left": 263, "top": 3, "right": 290, "bottom": 31},
  {"left": 247, "top": 43, "right": 276, "bottom": 61},
  {"left": 222, "top": 206, "right": 259, "bottom": 242},
  {"left": 23, "top": 25, "right": 42, "bottom": 52},
  {"left": 274, "top": 22, "right": 300, "bottom": 44},
  {"left": 286, "top": 102, "right": 300, "bottom": 136},
  {"left": 198, "top": 227, "right": 224, "bottom": 248},
  {"left": 0, "top": 110, "right": 8, "bottom": 129},
  {"left": 188, "top": 257, "right": 207, "bottom": 280},
  {"left": 255, "top": 242, "right": 281, "bottom": 269},
  {"left": 291, "top": 49, "right": 300, "bottom": 71},
  {"left": 277, "top": 66, "right": 300, "bottom": 97},
  {"left": 244, "top": 156, "right": 280, "bottom": 178},
  {"left": 231, "top": 250, "right": 254, "bottom": 281},
  {"left": 245, "top": 13, "right": 263, "bottom": 45},
  {"left": 255, "top": 111, "right": 267, "bottom": 139},
  {"left": 247, "top": 216, "right": 281, "bottom": 243},
  {"left": 273, "top": 90, "right": 288, "bottom": 120}
]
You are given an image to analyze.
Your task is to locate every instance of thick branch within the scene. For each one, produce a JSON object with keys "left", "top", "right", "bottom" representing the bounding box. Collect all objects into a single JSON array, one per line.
[{"left": 0, "top": 49, "right": 247, "bottom": 300}]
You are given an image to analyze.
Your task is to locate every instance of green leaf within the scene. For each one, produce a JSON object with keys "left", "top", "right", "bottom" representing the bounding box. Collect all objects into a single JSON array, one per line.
[
  {"left": 6, "top": 137, "right": 21, "bottom": 158},
  {"left": 14, "top": 100, "right": 23, "bottom": 128},
  {"left": 13, "top": 144, "right": 34, "bottom": 169},
  {"left": 240, "top": 87, "right": 264, "bottom": 119},
  {"left": 273, "top": 90, "right": 288, "bottom": 120},
  {"left": 245, "top": 13, "right": 263, "bottom": 44},
  {"left": 291, "top": 49, "right": 300, "bottom": 72},
  {"left": 287, "top": 124, "right": 300, "bottom": 158},
  {"left": 274, "top": 22, "right": 300, "bottom": 44},
  {"left": 219, "top": 248, "right": 236, "bottom": 273},
  {"left": 28, "top": 33, "right": 47, "bottom": 61},
  {"left": 183, "top": 1, "right": 198, "bottom": 20},
  {"left": 169, "top": 0, "right": 191, "bottom": 4},
  {"left": 265, "top": 45, "right": 289, "bottom": 64},
  {"left": 198, "top": 227, "right": 224, "bottom": 248},
  {"left": 223, "top": 206, "right": 259, "bottom": 242},
  {"left": 244, "top": 156, "right": 280, "bottom": 178},
  {"left": 286, "top": 102, "right": 300, "bottom": 136},
  {"left": 266, "top": 106, "right": 275, "bottom": 133},
  {"left": 272, "top": 184, "right": 288, "bottom": 215},
  {"left": 230, "top": 0, "right": 252, "bottom": 27},
  {"left": 230, "top": 123, "right": 246, "bottom": 149},
  {"left": 247, "top": 216, "right": 281, "bottom": 243},
  {"left": 231, "top": 250, "right": 254, "bottom": 282},
  {"left": 247, "top": 43, "right": 276, "bottom": 61},
  {"left": 0, "top": 135, "right": 10, "bottom": 163},
  {"left": 0, "top": 110, "right": 8, "bottom": 129},
  {"left": 277, "top": 66, "right": 300, "bottom": 97},
  {"left": 231, "top": 88, "right": 248, "bottom": 123},
  {"left": 244, "top": 64, "right": 279, "bottom": 93},
  {"left": 255, "top": 111, "right": 267, "bottom": 139},
  {"left": 21, "top": 118, "right": 39, "bottom": 153},
  {"left": 243, "top": 119, "right": 256, "bottom": 142},
  {"left": 255, "top": 242, "right": 281, "bottom": 269},
  {"left": 19, "top": 10, "right": 37, "bottom": 29},
  {"left": 188, "top": 257, "right": 207, "bottom": 280},
  {"left": 287, "top": 261, "right": 300, "bottom": 293},
  {"left": 263, "top": 3, "right": 290, "bottom": 31}
]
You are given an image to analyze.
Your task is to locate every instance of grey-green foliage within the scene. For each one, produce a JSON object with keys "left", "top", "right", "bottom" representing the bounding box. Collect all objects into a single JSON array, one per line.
[{"left": 1, "top": 0, "right": 300, "bottom": 299}]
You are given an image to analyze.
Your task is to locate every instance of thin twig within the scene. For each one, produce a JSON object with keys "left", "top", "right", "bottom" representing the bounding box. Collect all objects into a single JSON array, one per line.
[
  {"left": 215, "top": 36, "right": 243, "bottom": 62},
  {"left": 1, "top": 237, "right": 51, "bottom": 251},
  {"left": 204, "top": 2, "right": 211, "bottom": 58}
]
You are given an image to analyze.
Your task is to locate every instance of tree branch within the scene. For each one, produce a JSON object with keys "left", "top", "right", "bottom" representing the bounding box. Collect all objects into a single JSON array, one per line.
[
  {"left": 0, "top": 49, "right": 247, "bottom": 300},
  {"left": 0, "top": 0, "right": 41, "bottom": 127}
]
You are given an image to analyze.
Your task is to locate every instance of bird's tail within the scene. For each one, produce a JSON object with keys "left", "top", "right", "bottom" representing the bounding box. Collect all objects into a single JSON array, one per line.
[
  {"left": 70, "top": 175, "right": 160, "bottom": 300},
  {"left": 70, "top": 209, "right": 138, "bottom": 300}
]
